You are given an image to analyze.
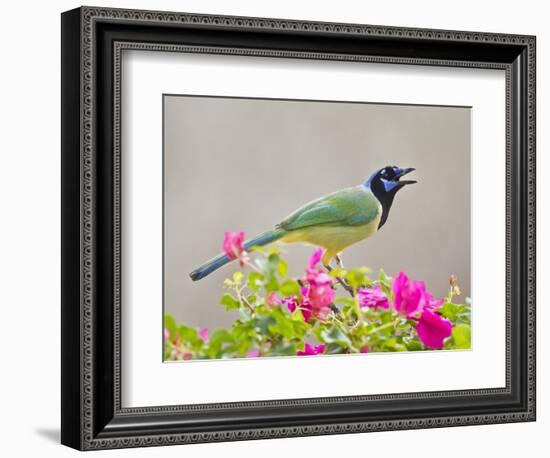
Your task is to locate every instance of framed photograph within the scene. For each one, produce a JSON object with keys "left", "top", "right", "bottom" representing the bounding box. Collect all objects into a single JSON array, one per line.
[{"left": 61, "top": 6, "right": 536, "bottom": 450}]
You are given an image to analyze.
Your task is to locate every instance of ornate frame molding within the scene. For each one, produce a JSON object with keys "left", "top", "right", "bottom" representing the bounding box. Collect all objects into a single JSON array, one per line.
[{"left": 61, "top": 6, "right": 536, "bottom": 450}]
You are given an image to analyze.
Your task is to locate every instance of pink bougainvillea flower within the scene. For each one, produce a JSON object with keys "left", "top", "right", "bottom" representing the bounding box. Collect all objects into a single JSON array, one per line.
[
  {"left": 423, "top": 290, "right": 444, "bottom": 310},
  {"left": 182, "top": 353, "right": 193, "bottom": 361},
  {"left": 392, "top": 272, "right": 425, "bottom": 317},
  {"left": 223, "top": 231, "right": 248, "bottom": 266},
  {"left": 266, "top": 291, "right": 282, "bottom": 307},
  {"left": 297, "top": 343, "right": 325, "bottom": 356},
  {"left": 285, "top": 249, "right": 336, "bottom": 322},
  {"left": 357, "top": 285, "right": 390, "bottom": 309},
  {"left": 305, "top": 282, "right": 334, "bottom": 320},
  {"left": 198, "top": 327, "right": 209, "bottom": 342},
  {"left": 360, "top": 347, "right": 370, "bottom": 354},
  {"left": 222, "top": 231, "right": 245, "bottom": 259},
  {"left": 285, "top": 291, "right": 313, "bottom": 322},
  {"left": 246, "top": 349, "right": 260, "bottom": 358},
  {"left": 416, "top": 309, "right": 453, "bottom": 349},
  {"left": 307, "top": 247, "right": 324, "bottom": 273},
  {"left": 392, "top": 272, "right": 443, "bottom": 317},
  {"left": 302, "top": 247, "right": 335, "bottom": 320},
  {"left": 284, "top": 294, "right": 299, "bottom": 314},
  {"left": 163, "top": 328, "right": 170, "bottom": 341}
]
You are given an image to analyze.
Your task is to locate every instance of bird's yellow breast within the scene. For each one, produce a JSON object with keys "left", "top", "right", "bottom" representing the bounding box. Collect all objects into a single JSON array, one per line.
[{"left": 280, "top": 211, "right": 382, "bottom": 264}]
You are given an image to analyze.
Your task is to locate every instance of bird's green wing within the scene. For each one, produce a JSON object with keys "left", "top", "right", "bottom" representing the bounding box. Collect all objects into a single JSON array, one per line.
[{"left": 277, "top": 186, "right": 381, "bottom": 231}]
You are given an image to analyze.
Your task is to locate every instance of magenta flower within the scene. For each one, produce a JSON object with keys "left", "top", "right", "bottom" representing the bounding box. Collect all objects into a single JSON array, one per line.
[
  {"left": 297, "top": 343, "right": 325, "bottom": 356},
  {"left": 392, "top": 272, "right": 425, "bottom": 317},
  {"left": 392, "top": 272, "right": 443, "bottom": 318},
  {"left": 284, "top": 294, "right": 300, "bottom": 314},
  {"left": 357, "top": 285, "right": 389, "bottom": 309},
  {"left": 416, "top": 309, "right": 453, "bottom": 349},
  {"left": 285, "top": 249, "right": 336, "bottom": 322},
  {"left": 163, "top": 328, "right": 170, "bottom": 341},
  {"left": 285, "top": 290, "right": 313, "bottom": 322},
  {"left": 198, "top": 327, "right": 209, "bottom": 342},
  {"left": 303, "top": 248, "right": 335, "bottom": 319},
  {"left": 360, "top": 347, "right": 370, "bottom": 354},
  {"left": 307, "top": 247, "right": 324, "bottom": 273},
  {"left": 305, "top": 282, "right": 334, "bottom": 320},
  {"left": 246, "top": 349, "right": 260, "bottom": 358},
  {"left": 423, "top": 291, "right": 444, "bottom": 310},
  {"left": 223, "top": 231, "right": 248, "bottom": 266}
]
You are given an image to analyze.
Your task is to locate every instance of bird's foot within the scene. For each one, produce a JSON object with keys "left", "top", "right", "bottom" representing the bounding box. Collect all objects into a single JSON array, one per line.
[{"left": 324, "top": 263, "right": 354, "bottom": 297}]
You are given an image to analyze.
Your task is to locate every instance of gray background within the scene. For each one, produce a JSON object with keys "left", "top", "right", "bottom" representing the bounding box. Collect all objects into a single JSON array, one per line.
[{"left": 164, "top": 95, "right": 471, "bottom": 328}]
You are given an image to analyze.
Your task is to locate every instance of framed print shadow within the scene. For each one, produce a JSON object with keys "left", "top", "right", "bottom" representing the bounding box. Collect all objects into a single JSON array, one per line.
[{"left": 61, "top": 6, "right": 536, "bottom": 451}]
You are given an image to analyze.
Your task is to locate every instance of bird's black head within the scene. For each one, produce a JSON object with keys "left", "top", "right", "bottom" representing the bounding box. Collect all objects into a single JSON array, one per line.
[{"left": 365, "top": 165, "right": 416, "bottom": 229}]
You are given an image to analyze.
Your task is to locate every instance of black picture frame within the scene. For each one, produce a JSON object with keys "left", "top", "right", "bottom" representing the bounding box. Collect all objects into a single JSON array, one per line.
[{"left": 61, "top": 6, "right": 536, "bottom": 450}]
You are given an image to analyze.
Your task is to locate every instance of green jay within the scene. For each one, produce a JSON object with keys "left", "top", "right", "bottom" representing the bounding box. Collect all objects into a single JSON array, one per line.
[{"left": 190, "top": 165, "right": 416, "bottom": 281}]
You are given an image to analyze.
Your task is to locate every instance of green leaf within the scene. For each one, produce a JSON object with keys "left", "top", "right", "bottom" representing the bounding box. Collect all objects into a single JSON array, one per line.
[
  {"left": 267, "top": 252, "right": 280, "bottom": 269},
  {"left": 346, "top": 270, "right": 365, "bottom": 289},
  {"left": 404, "top": 338, "right": 424, "bottom": 351},
  {"left": 238, "top": 307, "right": 253, "bottom": 321},
  {"left": 451, "top": 324, "right": 471, "bottom": 349},
  {"left": 278, "top": 258, "right": 289, "bottom": 278},
  {"left": 267, "top": 247, "right": 282, "bottom": 256},
  {"left": 379, "top": 310, "right": 396, "bottom": 324},
  {"left": 164, "top": 314, "right": 177, "bottom": 336},
  {"left": 325, "top": 343, "right": 347, "bottom": 354},
  {"left": 268, "top": 308, "right": 295, "bottom": 339},
  {"left": 439, "top": 301, "right": 461, "bottom": 322},
  {"left": 207, "top": 329, "right": 235, "bottom": 356},
  {"left": 220, "top": 293, "right": 240, "bottom": 311},
  {"left": 320, "top": 327, "right": 352, "bottom": 348},
  {"left": 376, "top": 269, "right": 393, "bottom": 297},
  {"left": 178, "top": 324, "right": 200, "bottom": 346},
  {"left": 280, "top": 279, "right": 301, "bottom": 297},
  {"left": 264, "top": 276, "right": 279, "bottom": 293},
  {"left": 328, "top": 268, "right": 347, "bottom": 278},
  {"left": 247, "top": 272, "right": 264, "bottom": 292},
  {"left": 455, "top": 304, "right": 471, "bottom": 325},
  {"left": 289, "top": 314, "right": 309, "bottom": 338},
  {"left": 263, "top": 253, "right": 281, "bottom": 292},
  {"left": 256, "top": 315, "right": 276, "bottom": 336},
  {"left": 270, "top": 343, "right": 296, "bottom": 356},
  {"left": 378, "top": 268, "right": 392, "bottom": 285},
  {"left": 233, "top": 271, "right": 244, "bottom": 284},
  {"left": 382, "top": 338, "right": 406, "bottom": 352}
]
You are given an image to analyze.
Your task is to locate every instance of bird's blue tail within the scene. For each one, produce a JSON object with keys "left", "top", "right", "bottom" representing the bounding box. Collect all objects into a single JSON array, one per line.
[{"left": 189, "top": 228, "right": 285, "bottom": 281}]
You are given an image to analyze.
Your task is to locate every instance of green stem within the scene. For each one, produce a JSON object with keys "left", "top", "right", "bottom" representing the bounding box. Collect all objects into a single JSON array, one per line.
[
  {"left": 353, "top": 289, "right": 366, "bottom": 325},
  {"left": 236, "top": 285, "right": 255, "bottom": 314},
  {"left": 366, "top": 318, "right": 401, "bottom": 336}
]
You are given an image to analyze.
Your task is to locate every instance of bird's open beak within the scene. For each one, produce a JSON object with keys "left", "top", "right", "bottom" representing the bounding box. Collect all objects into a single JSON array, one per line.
[{"left": 396, "top": 167, "right": 416, "bottom": 186}]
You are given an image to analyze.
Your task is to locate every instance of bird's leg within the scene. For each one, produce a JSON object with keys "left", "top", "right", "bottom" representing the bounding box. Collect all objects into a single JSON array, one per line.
[
  {"left": 333, "top": 254, "right": 353, "bottom": 295},
  {"left": 324, "top": 262, "right": 354, "bottom": 297}
]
